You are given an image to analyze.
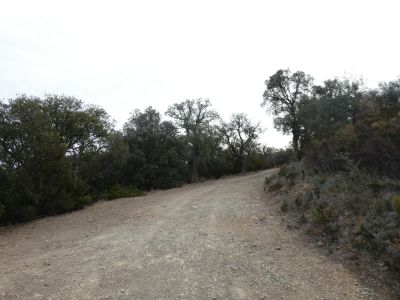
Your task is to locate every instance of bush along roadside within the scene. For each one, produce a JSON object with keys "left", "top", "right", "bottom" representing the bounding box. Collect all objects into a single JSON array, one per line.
[
  {"left": 102, "top": 185, "right": 144, "bottom": 201},
  {"left": 265, "top": 161, "right": 400, "bottom": 275},
  {"left": 77, "top": 185, "right": 144, "bottom": 205}
]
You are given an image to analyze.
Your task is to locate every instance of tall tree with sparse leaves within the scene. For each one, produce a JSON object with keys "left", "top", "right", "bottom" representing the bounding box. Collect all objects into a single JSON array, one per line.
[{"left": 262, "top": 69, "right": 313, "bottom": 160}]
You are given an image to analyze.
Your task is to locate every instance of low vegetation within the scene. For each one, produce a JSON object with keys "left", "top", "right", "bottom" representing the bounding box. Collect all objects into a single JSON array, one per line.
[
  {"left": 266, "top": 162, "right": 400, "bottom": 273},
  {"left": 263, "top": 69, "right": 400, "bottom": 276}
]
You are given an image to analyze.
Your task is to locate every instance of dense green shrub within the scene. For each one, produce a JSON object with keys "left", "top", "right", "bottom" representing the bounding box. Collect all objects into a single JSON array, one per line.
[
  {"left": 77, "top": 195, "right": 94, "bottom": 208},
  {"left": 297, "top": 78, "right": 400, "bottom": 178},
  {"left": 0, "top": 202, "right": 4, "bottom": 219},
  {"left": 103, "top": 185, "right": 144, "bottom": 200}
]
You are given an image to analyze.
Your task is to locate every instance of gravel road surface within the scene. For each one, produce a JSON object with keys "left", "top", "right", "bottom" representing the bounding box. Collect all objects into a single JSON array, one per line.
[{"left": 0, "top": 169, "right": 389, "bottom": 299}]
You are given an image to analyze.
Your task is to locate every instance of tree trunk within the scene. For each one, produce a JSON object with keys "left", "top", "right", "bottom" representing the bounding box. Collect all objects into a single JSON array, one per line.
[
  {"left": 240, "top": 159, "right": 247, "bottom": 174},
  {"left": 292, "top": 130, "right": 301, "bottom": 161},
  {"left": 191, "top": 156, "right": 199, "bottom": 183}
]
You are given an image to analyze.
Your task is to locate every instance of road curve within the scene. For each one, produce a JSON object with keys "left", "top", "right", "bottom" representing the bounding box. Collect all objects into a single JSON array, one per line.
[{"left": 0, "top": 170, "right": 384, "bottom": 299}]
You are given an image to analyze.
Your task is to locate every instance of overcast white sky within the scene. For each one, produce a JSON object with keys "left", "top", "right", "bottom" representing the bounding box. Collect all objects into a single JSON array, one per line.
[{"left": 1, "top": 0, "right": 399, "bottom": 148}]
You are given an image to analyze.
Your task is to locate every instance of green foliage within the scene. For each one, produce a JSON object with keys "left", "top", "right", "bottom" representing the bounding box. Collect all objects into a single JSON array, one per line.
[
  {"left": 0, "top": 95, "right": 275, "bottom": 224},
  {"left": 123, "top": 107, "right": 187, "bottom": 190},
  {"left": 278, "top": 164, "right": 298, "bottom": 180},
  {"left": 269, "top": 148, "right": 295, "bottom": 166},
  {"left": 392, "top": 195, "right": 400, "bottom": 216},
  {"left": 0, "top": 202, "right": 4, "bottom": 219},
  {"left": 166, "top": 99, "right": 220, "bottom": 183},
  {"left": 0, "top": 95, "right": 111, "bottom": 223},
  {"left": 295, "top": 75, "right": 400, "bottom": 178},
  {"left": 311, "top": 205, "right": 338, "bottom": 234},
  {"left": 262, "top": 69, "right": 313, "bottom": 160},
  {"left": 104, "top": 185, "right": 144, "bottom": 200},
  {"left": 278, "top": 163, "right": 303, "bottom": 188},
  {"left": 220, "top": 113, "right": 262, "bottom": 173},
  {"left": 263, "top": 70, "right": 400, "bottom": 274},
  {"left": 77, "top": 195, "right": 94, "bottom": 207}
]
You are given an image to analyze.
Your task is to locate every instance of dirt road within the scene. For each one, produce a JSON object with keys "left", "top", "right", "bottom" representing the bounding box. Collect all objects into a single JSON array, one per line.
[{"left": 0, "top": 170, "right": 388, "bottom": 299}]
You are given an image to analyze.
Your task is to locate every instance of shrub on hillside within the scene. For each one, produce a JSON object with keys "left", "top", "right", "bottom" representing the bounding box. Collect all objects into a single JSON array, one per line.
[{"left": 265, "top": 161, "right": 400, "bottom": 273}]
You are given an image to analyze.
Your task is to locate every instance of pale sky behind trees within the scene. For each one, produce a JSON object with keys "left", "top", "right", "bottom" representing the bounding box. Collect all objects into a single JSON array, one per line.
[{"left": 0, "top": 0, "right": 399, "bottom": 148}]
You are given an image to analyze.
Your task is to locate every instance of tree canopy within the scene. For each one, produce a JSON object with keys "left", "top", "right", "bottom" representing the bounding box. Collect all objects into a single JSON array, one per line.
[
  {"left": 0, "top": 96, "right": 278, "bottom": 224},
  {"left": 166, "top": 98, "right": 220, "bottom": 182},
  {"left": 262, "top": 69, "right": 313, "bottom": 160},
  {"left": 220, "top": 113, "right": 262, "bottom": 172}
]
